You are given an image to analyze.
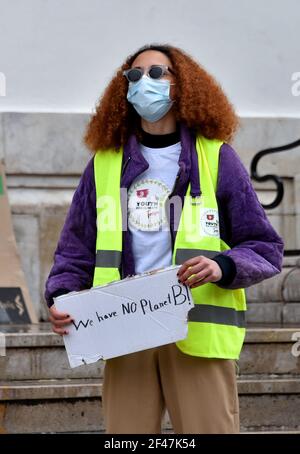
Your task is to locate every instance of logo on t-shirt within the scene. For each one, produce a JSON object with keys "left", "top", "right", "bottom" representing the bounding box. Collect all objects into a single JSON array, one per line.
[
  {"left": 128, "top": 178, "right": 170, "bottom": 231},
  {"left": 136, "top": 188, "right": 149, "bottom": 198}
]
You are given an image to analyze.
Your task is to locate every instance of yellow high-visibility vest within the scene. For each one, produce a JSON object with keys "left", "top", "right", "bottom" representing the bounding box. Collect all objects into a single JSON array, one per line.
[{"left": 93, "top": 136, "right": 246, "bottom": 359}]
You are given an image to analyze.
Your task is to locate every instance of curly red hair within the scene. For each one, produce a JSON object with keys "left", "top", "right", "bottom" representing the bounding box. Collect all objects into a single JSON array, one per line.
[{"left": 84, "top": 44, "right": 238, "bottom": 152}]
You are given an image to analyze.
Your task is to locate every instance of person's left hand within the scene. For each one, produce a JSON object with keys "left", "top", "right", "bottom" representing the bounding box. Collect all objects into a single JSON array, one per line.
[{"left": 177, "top": 256, "right": 222, "bottom": 288}]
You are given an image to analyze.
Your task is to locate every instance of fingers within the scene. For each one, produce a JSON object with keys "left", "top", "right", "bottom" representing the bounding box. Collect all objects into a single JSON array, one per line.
[
  {"left": 185, "top": 269, "right": 212, "bottom": 287},
  {"left": 49, "top": 305, "right": 73, "bottom": 336},
  {"left": 49, "top": 315, "right": 73, "bottom": 327},
  {"left": 52, "top": 325, "right": 69, "bottom": 336},
  {"left": 178, "top": 261, "right": 207, "bottom": 283},
  {"left": 178, "top": 256, "right": 211, "bottom": 282},
  {"left": 177, "top": 256, "right": 203, "bottom": 277},
  {"left": 50, "top": 317, "right": 73, "bottom": 336},
  {"left": 50, "top": 319, "right": 72, "bottom": 336},
  {"left": 177, "top": 256, "right": 222, "bottom": 288},
  {"left": 190, "top": 274, "right": 212, "bottom": 288},
  {"left": 49, "top": 305, "right": 70, "bottom": 320}
]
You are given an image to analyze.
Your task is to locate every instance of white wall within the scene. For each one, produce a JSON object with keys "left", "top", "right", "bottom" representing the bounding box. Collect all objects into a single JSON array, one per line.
[{"left": 0, "top": 0, "right": 299, "bottom": 116}]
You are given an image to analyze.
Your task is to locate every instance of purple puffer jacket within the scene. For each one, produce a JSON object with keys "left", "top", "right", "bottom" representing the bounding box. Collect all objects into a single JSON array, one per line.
[{"left": 44, "top": 125, "right": 284, "bottom": 307}]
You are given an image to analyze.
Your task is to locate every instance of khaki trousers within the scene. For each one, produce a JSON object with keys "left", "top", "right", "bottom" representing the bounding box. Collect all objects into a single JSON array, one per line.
[{"left": 102, "top": 342, "right": 240, "bottom": 434}]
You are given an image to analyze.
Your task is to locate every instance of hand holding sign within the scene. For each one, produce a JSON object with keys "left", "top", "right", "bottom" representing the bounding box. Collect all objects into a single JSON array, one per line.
[
  {"left": 177, "top": 256, "right": 222, "bottom": 288},
  {"left": 49, "top": 305, "right": 74, "bottom": 336}
]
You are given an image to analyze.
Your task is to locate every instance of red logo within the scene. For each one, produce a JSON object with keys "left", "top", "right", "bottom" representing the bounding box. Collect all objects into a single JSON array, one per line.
[
  {"left": 207, "top": 214, "right": 214, "bottom": 221},
  {"left": 136, "top": 189, "right": 149, "bottom": 198}
]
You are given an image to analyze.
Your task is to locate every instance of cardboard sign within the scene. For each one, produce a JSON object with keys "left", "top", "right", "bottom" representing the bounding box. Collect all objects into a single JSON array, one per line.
[
  {"left": 54, "top": 266, "right": 194, "bottom": 368},
  {"left": 0, "top": 161, "right": 38, "bottom": 324}
]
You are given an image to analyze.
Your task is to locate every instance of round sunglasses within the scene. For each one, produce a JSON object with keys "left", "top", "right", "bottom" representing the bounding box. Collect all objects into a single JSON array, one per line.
[{"left": 123, "top": 64, "right": 174, "bottom": 83}]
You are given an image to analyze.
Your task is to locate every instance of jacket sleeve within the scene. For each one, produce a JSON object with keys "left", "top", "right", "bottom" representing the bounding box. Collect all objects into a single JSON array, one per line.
[
  {"left": 214, "top": 143, "right": 284, "bottom": 290},
  {"left": 44, "top": 157, "right": 97, "bottom": 307}
]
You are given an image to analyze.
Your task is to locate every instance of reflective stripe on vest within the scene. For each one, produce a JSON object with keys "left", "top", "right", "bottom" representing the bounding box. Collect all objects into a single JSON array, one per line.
[
  {"left": 93, "top": 135, "right": 247, "bottom": 359},
  {"left": 188, "top": 304, "right": 246, "bottom": 328},
  {"left": 175, "top": 248, "right": 220, "bottom": 263},
  {"left": 95, "top": 250, "right": 122, "bottom": 268}
]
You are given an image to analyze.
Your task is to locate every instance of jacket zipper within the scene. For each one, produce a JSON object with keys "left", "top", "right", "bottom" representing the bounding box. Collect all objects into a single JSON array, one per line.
[
  {"left": 121, "top": 156, "right": 131, "bottom": 178},
  {"left": 166, "top": 169, "right": 181, "bottom": 250},
  {"left": 168, "top": 170, "right": 181, "bottom": 200}
]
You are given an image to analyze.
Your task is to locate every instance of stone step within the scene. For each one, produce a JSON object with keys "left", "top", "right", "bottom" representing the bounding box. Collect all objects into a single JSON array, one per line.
[
  {"left": 246, "top": 301, "right": 300, "bottom": 325},
  {"left": 238, "top": 375, "right": 300, "bottom": 394},
  {"left": 0, "top": 379, "right": 102, "bottom": 401},
  {"left": 1, "top": 377, "right": 300, "bottom": 433},
  {"left": 245, "top": 264, "right": 300, "bottom": 305},
  {"left": 241, "top": 327, "right": 300, "bottom": 375},
  {"left": 1, "top": 376, "right": 300, "bottom": 400},
  {"left": 1, "top": 325, "right": 300, "bottom": 380}
]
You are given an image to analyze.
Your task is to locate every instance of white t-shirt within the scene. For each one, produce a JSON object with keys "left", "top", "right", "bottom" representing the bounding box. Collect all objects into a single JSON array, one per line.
[{"left": 128, "top": 142, "right": 181, "bottom": 274}]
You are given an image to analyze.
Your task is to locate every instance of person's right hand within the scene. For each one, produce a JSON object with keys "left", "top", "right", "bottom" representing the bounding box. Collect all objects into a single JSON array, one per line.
[{"left": 49, "top": 305, "right": 74, "bottom": 336}]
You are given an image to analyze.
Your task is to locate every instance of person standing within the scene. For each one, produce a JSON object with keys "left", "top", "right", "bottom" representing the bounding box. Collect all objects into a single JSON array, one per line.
[{"left": 45, "top": 44, "right": 284, "bottom": 434}]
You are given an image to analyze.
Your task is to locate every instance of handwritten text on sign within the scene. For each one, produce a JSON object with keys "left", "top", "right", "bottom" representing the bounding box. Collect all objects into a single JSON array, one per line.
[
  {"left": 54, "top": 266, "right": 194, "bottom": 367},
  {"left": 72, "top": 284, "right": 191, "bottom": 331}
]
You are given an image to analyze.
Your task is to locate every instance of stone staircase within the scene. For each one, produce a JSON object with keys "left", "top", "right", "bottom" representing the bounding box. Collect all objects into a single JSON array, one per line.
[
  {"left": 1, "top": 323, "right": 300, "bottom": 433},
  {"left": 245, "top": 256, "right": 300, "bottom": 325}
]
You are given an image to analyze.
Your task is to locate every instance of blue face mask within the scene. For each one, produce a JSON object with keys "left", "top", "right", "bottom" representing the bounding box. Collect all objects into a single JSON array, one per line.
[{"left": 127, "top": 76, "right": 173, "bottom": 123}]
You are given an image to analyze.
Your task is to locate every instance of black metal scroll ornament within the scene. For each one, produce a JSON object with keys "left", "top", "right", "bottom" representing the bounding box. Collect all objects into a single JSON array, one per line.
[
  {"left": 250, "top": 138, "right": 300, "bottom": 256},
  {"left": 250, "top": 138, "right": 300, "bottom": 209}
]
